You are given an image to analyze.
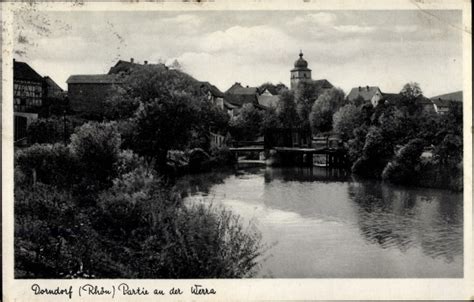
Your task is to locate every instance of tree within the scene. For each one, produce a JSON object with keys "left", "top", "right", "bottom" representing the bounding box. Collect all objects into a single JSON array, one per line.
[
  {"left": 399, "top": 82, "right": 423, "bottom": 116},
  {"left": 261, "top": 106, "right": 281, "bottom": 131},
  {"left": 400, "top": 82, "right": 423, "bottom": 99},
  {"left": 333, "top": 104, "right": 361, "bottom": 140},
  {"left": 352, "top": 126, "right": 394, "bottom": 178},
  {"left": 229, "top": 103, "right": 263, "bottom": 141},
  {"left": 276, "top": 90, "right": 300, "bottom": 128},
  {"left": 350, "top": 95, "right": 366, "bottom": 107},
  {"left": 133, "top": 91, "right": 199, "bottom": 170},
  {"left": 382, "top": 138, "right": 425, "bottom": 184},
  {"left": 347, "top": 125, "right": 369, "bottom": 164},
  {"left": 120, "top": 64, "right": 209, "bottom": 171},
  {"left": 309, "top": 87, "right": 346, "bottom": 134},
  {"left": 258, "top": 82, "right": 288, "bottom": 95},
  {"left": 69, "top": 122, "right": 122, "bottom": 191},
  {"left": 103, "top": 93, "right": 140, "bottom": 120},
  {"left": 294, "top": 81, "right": 327, "bottom": 107},
  {"left": 169, "top": 59, "right": 182, "bottom": 71},
  {"left": 27, "top": 117, "right": 72, "bottom": 144}
]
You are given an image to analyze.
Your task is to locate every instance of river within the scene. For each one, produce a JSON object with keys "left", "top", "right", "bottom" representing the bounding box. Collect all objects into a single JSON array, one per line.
[{"left": 176, "top": 166, "right": 463, "bottom": 278}]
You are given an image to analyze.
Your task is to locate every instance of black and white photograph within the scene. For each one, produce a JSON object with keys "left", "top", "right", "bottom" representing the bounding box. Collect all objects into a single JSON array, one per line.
[{"left": 2, "top": 0, "right": 473, "bottom": 300}]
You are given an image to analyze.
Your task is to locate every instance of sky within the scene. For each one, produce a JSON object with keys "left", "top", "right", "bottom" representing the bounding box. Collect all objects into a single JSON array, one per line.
[{"left": 13, "top": 9, "right": 463, "bottom": 97}]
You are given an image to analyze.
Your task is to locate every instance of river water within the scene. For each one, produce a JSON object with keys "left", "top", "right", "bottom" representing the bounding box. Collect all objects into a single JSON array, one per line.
[{"left": 176, "top": 166, "right": 463, "bottom": 278}]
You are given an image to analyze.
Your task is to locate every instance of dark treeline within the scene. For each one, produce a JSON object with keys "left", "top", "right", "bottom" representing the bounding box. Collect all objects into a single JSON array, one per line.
[
  {"left": 225, "top": 82, "right": 462, "bottom": 191},
  {"left": 15, "top": 64, "right": 263, "bottom": 278}
]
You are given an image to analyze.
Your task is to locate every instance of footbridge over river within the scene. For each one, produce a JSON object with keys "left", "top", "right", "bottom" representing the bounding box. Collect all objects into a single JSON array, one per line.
[{"left": 229, "top": 130, "right": 349, "bottom": 168}]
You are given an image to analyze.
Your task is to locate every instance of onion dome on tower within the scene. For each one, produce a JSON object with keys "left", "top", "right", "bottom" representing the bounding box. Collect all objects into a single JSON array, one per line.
[
  {"left": 290, "top": 50, "right": 312, "bottom": 90},
  {"left": 294, "top": 50, "right": 309, "bottom": 69}
]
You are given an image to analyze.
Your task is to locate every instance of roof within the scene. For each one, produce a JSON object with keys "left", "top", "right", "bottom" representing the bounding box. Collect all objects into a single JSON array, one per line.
[
  {"left": 224, "top": 93, "right": 257, "bottom": 107},
  {"left": 226, "top": 82, "right": 258, "bottom": 95},
  {"left": 347, "top": 86, "right": 381, "bottom": 102},
  {"left": 417, "top": 96, "right": 433, "bottom": 105},
  {"left": 13, "top": 60, "right": 44, "bottom": 82},
  {"left": 382, "top": 93, "right": 404, "bottom": 103},
  {"left": 383, "top": 93, "right": 434, "bottom": 107},
  {"left": 66, "top": 74, "right": 121, "bottom": 84},
  {"left": 311, "top": 79, "right": 333, "bottom": 90},
  {"left": 199, "top": 81, "right": 225, "bottom": 97},
  {"left": 430, "top": 91, "right": 463, "bottom": 103},
  {"left": 108, "top": 59, "right": 168, "bottom": 74},
  {"left": 108, "top": 60, "right": 141, "bottom": 74},
  {"left": 293, "top": 51, "right": 310, "bottom": 70},
  {"left": 43, "top": 76, "right": 63, "bottom": 92},
  {"left": 259, "top": 86, "right": 278, "bottom": 95},
  {"left": 257, "top": 94, "right": 280, "bottom": 109}
]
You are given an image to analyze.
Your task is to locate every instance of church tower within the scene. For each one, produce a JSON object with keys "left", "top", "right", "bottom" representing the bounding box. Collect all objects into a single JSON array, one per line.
[{"left": 290, "top": 50, "right": 312, "bottom": 90}]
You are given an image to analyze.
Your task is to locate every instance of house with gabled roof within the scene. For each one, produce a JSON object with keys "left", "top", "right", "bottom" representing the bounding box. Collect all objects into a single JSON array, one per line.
[
  {"left": 224, "top": 82, "right": 259, "bottom": 107},
  {"left": 199, "top": 81, "right": 225, "bottom": 109},
  {"left": 430, "top": 91, "right": 462, "bottom": 115},
  {"left": 347, "top": 86, "right": 383, "bottom": 107},
  {"left": 257, "top": 88, "right": 280, "bottom": 109},
  {"left": 43, "top": 76, "right": 64, "bottom": 98}
]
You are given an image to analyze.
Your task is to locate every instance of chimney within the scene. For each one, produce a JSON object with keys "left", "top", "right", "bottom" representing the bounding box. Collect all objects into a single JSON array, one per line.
[
  {"left": 144, "top": 60, "right": 148, "bottom": 65},
  {"left": 130, "top": 58, "right": 134, "bottom": 63},
  {"left": 358, "top": 86, "right": 361, "bottom": 91},
  {"left": 366, "top": 85, "right": 370, "bottom": 91}
]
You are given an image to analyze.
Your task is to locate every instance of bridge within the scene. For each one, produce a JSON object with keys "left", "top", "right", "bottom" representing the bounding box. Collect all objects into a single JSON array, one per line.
[{"left": 228, "top": 131, "right": 348, "bottom": 168}]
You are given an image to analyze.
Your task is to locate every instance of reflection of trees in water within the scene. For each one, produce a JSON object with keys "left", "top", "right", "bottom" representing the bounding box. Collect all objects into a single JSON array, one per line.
[
  {"left": 174, "top": 169, "right": 236, "bottom": 198},
  {"left": 264, "top": 167, "right": 350, "bottom": 183},
  {"left": 349, "top": 182, "right": 463, "bottom": 262}
]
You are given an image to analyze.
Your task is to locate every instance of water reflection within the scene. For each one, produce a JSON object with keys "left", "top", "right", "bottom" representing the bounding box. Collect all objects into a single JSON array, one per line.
[
  {"left": 348, "top": 181, "right": 463, "bottom": 262},
  {"left": 177, "top": 166, "right": 463, "bottom": 277}
]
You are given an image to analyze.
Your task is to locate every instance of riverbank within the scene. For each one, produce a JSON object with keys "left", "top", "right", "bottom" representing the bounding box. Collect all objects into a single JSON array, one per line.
[{"left": 178, "top": 166, "right": 463, "bottom": 278}]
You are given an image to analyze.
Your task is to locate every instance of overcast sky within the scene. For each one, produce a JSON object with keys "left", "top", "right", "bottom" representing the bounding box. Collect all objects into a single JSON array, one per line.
[{"left": 14, "top": 9, "right": 463, "bottom": 97}]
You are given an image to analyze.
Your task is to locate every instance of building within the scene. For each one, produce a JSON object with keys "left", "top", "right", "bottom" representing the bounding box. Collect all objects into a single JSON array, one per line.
[
  {"left": 383, "top": 92, "right": 436, "bottom": 113},
  {"left": 14, "top": 60, "right": 44, "bottom": 114},
  {"left": 256, "top": 88, "right": 280, "bottom": 109},
  {"left": 224, "top": 82, "right": 259, "bottom": 108},
  {"left": 13, "top": 60, "right": 46, "bottom": 142},
  {"left": 347, "top": 86, "right": 383, "bottom": 107},
  {"left": 430, "top": 91, "right": 463, "bottom": 115},
  {"left": 43, "top": 76, "right": 64, "bottom": 98},
  {"left": 199, "top": 81, "right": 225, "bottom": 110},
  {"left": 290, "top": 51, "right": 333, "bottom": 94},
  {"left": 290, "top": 51, "right": 312, "bottom": 90},
  {"left": 66, "top": 74, "right": 122, "bottom": 117}
]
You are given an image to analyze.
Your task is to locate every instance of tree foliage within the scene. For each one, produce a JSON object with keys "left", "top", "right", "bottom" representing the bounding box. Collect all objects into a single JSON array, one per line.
[
  {"left": 276, "top": 90, "right": 300, "bottom": 129},
  {"left": 382, "top": 138, "right": 425, "bottom": 184},
  {"left": 333, "top": 104, "right": 361, "bottom": 140},
  {"left": 229, "top": 103, "right": 263, "bottom": 141},
  {"left": 309, "top": 87, "right": 346, "bottom": 134}
]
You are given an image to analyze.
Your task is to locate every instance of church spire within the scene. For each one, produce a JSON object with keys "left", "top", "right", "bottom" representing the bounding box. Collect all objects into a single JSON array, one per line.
[{"left": 299, "top": 49, "right": 303, "bottom": 58}]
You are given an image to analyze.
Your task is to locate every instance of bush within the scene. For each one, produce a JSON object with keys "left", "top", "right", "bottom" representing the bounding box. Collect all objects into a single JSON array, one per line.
[
  {"left": 382, "top": 138, "right": 424, "bottom": 184},
  {"left": 27, "top": 117, "right": 72, "bottom": 144},
  {"left": 16, "top": 167, "right": 264, "bottom": 278},
  {"left": 209, "top": 146, "right": 236, "bottom": 166},
  {"left": 70, "top": 122, "right": 122, "bottom": 191},
  {"left": 188, "top": 148, "right": 211, "bottom": 173},
  {"left": 352, "top": 126, "right": 394, "bottom": 178},
  {"left": 15, "top": 143, "right": 77, "bottom": 187},
  {"left": 15, "top": 183, "right": 104, "bottom": 278}
]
